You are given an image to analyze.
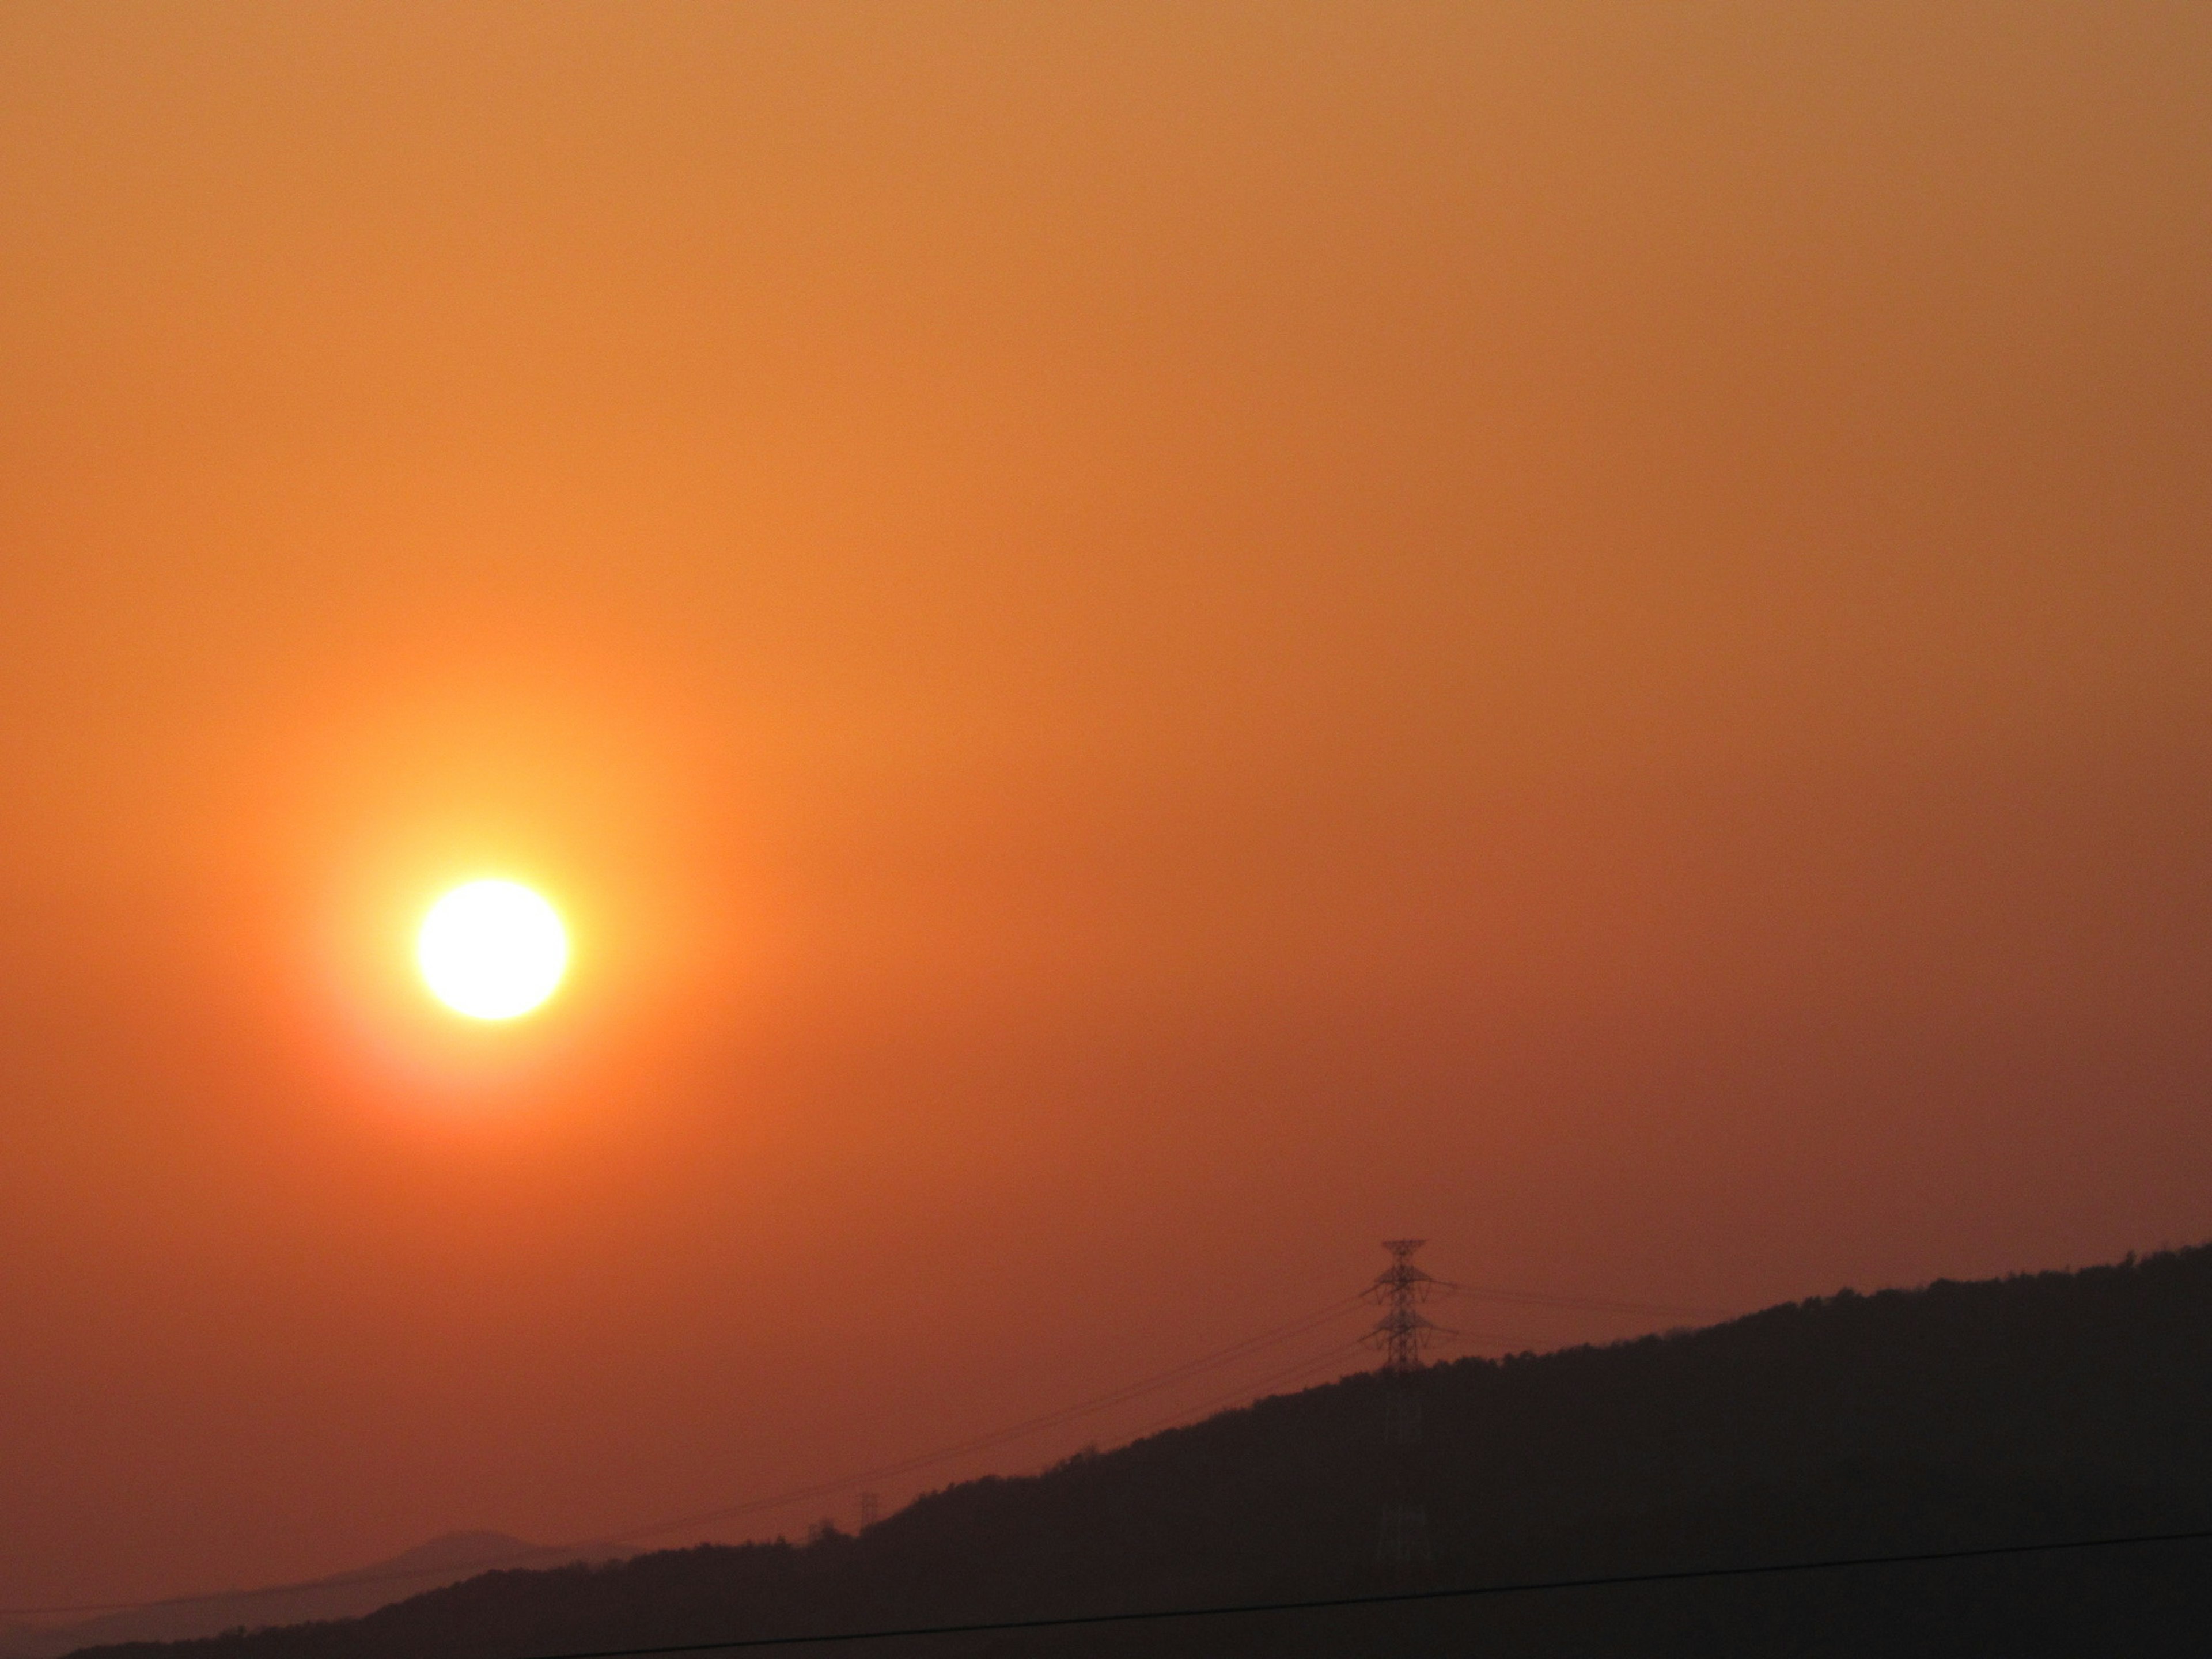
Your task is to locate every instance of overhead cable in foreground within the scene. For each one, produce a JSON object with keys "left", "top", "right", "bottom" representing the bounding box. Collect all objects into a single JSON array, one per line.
[{"left": 512, "top": 1523, "right": 2212, "bottom": 1659}]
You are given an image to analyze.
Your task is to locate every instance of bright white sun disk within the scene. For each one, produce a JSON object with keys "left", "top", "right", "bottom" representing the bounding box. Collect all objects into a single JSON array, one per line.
[{"left": 418, "top": 880, "right": 568, "bottom": 1020}]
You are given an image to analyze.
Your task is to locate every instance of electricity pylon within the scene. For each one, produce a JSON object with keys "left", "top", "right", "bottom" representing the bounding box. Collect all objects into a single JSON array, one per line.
[
  {"left": 1368, "top": 1240, "right": 1443, "bottom": 1577},
  {"left": 1368, "top": 1238, "right": 1444, "bottom": 1373}
]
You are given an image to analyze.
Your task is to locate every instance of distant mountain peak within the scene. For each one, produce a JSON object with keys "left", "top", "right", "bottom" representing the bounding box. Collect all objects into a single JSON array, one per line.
[{"left": 23, "top": 1529, "right": 586, "bottom": 1659}]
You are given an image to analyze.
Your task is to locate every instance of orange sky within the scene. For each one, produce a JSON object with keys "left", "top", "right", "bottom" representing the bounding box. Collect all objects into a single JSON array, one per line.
[{"left": 2, "top": 0, "right": 2209, "bottom": 1611}]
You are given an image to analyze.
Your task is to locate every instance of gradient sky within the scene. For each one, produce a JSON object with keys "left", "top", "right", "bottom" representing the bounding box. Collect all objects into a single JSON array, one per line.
[{"left": 3, "top": 0, "right": 2209, "bottom": 1612}]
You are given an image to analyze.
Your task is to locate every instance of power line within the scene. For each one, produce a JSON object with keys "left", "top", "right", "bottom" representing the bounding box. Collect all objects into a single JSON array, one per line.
[
  {"left": 0, "top": 1296, "right": 1369, "bottom": 1621},
  {"left": 1114, "top": 1325, "right": 1551, "bottom": 1447},
  {"left": 1448, "top": 1283, "right": 1733, "bottom": 1320},
  {"left": 1115, "top": 1336, "right": 1372, "bottom": 1442},
  {"left": 1, "top": 1269, "right": 1722, "bottom": 1623},
  {"left": 505, "top": 1523, "right": 2212, "bottom": 1659},
  {"left": 0, "top": 1548, "right": 592, "bottom": 1622},
  {"left": 591, "top": 1295, "right": 1371, "bottom": 1545}
]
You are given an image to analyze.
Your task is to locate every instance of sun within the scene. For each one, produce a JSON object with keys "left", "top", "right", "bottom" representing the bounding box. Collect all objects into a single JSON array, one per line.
[{"left": 417, "top": 879, "right": 569, "bottom": 1020}]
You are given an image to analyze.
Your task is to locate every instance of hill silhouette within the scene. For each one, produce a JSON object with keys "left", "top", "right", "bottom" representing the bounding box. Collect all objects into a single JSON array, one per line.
[
  {"left": 70, "top": 1246, "right": 2212, "bottom": 1658},
  {"left": 7, "top": 1536, "right": 623, "bottom": 1659}
]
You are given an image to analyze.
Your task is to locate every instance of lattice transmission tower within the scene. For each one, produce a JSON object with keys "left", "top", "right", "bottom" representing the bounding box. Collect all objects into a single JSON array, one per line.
[
  {"left": 1366, "top": 1240, "right": 1446, "bottom": 1577},
  {"left": 1368, "top": 1238, "right": 1444, "bottom": 1374}
]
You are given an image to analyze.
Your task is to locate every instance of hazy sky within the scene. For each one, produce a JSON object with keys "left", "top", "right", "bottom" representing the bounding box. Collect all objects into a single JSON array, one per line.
[{"left": 3, "top": 0, "right": 2209, "bottom": 1611}]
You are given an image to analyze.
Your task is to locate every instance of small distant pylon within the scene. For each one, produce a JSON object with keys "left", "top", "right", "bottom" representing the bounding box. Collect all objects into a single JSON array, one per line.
[
  {"left": 858, "top": 1491, "right": 881, "bottom": 1531},
  {"left": 1367, "top": 1238, "right": 1444, "bottom": 1372},
  {"left": 1368, "top": 1240, "right": 1444, "bottom": 1585}
]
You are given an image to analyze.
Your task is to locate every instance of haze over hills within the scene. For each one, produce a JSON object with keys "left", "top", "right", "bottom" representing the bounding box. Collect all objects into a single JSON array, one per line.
[
  {"left": 69, "top": 1245, "right": 2212, "bottom": 1659},
  {"left": 1, "top": 1, "right": 2206, "bottom": 1641},
  {"left": 1, "top": 1535, "right": 620, "bottom": 1659}
]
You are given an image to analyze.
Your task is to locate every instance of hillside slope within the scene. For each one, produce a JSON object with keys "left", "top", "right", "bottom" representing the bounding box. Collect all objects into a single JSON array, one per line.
[
  {"left": 78, "top": 1247, "right": 2212, "bottom": 1658},
  {"left": 14, "top": 1536, "right": 618, "bottom": 1659}
]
